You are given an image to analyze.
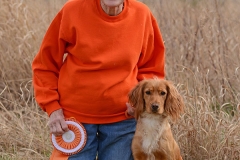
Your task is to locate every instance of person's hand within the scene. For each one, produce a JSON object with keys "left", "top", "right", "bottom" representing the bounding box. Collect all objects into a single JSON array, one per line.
[
  {"left": 48, "top": 109, "right": 69, "bottom": 136},
  {"left": 126, "top": 102, "right": 135, "bottom": 117}
]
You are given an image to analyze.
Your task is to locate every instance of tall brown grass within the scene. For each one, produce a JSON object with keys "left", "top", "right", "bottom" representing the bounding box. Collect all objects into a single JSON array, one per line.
[
  {"left": 0, "top": 0, "right": 239, "bottom": 159},
  {"left": 0, "top": 0, "right": 66, "bottom": 159}
]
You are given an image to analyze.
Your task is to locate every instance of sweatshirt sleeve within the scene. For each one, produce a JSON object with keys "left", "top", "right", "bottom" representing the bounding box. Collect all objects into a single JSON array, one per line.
[
  {"left": 32, "top": 10, "right": 66, "bottom": 116},
  {"left": 137, "top": 14, "right": 165, "bottom": 81}
]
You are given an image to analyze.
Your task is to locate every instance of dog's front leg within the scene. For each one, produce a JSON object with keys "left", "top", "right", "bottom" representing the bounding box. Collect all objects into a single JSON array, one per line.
[
  {"left": 132, "top": 151, "right": 148, "bottom": 160},
  {"left": 132, "top": 136, "right": 148, "bottom": 160}
]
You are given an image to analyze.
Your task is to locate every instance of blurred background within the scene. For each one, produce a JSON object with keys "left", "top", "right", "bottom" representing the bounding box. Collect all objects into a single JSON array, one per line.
[{"left": 0, "top": 0, "right": 239, "bottom": 159}]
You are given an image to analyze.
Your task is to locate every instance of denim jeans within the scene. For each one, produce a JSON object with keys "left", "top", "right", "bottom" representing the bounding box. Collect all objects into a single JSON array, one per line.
[{"left": 68, "top": 119, "right": 136, "bottom": 160}]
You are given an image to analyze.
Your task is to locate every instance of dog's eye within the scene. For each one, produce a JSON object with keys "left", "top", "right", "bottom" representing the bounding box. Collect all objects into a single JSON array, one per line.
[
  {"left": 160, "top": 91, "right": 166, "bottom": 95},
  {"left": 145, "top": 91, "right": 151, "bottom": 95}
]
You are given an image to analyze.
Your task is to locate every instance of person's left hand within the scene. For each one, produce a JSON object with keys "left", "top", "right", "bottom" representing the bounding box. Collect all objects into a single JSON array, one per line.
[{"left": 126, "top": 103, "right": 135, "bottom": 117}]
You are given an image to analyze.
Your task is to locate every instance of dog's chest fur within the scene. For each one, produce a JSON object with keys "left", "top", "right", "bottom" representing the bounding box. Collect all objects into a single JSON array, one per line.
[{"left": 137, "top": 113, "right": 169, "bottom": 154}]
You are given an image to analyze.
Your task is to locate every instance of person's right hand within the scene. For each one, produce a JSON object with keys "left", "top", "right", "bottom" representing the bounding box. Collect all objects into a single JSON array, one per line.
[{"left": 48, "top": 109, "right": 69, "bottom": 136}]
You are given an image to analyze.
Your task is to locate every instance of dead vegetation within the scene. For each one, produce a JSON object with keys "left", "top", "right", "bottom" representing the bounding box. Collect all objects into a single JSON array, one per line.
[{"left": 0, "top": 0, "right": 239, "bottom": 159}]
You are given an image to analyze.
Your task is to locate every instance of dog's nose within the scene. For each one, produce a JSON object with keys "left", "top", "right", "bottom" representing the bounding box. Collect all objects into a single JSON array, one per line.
[{"left": 151, "top": 104, "right": 159, "bottom": 112}]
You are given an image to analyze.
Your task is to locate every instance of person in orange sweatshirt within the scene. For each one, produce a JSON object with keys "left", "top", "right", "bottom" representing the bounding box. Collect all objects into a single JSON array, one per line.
[{"left": 32, "top": 0, "right": 165, "bottom": 159}]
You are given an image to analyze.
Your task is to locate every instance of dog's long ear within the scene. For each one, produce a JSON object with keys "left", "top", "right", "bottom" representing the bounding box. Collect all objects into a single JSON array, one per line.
[
  {"left": 128, "top": 80, "right": 146, "bottom": 120},
  {"left": 164, "top": 81, "right": 185, "bottom": 121}
]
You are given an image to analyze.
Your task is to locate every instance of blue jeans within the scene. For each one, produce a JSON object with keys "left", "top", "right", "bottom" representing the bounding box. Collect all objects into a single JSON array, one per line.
[{"left": 68, "top": 119, "right": 136, "bottom": 160}]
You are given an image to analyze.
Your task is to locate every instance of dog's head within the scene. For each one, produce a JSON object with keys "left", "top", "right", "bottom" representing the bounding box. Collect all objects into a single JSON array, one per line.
[{"left": 128, "top": 79, "right": 184, "bottom": 121}]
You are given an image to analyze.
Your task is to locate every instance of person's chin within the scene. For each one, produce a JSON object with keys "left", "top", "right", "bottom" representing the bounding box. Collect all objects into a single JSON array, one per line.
[{"left": 102, "top": 0, "right": 123, "bottom": 7}]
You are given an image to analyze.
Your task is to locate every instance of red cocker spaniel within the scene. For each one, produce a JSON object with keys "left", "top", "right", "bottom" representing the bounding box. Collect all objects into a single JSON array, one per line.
[{"left": 128, "top": 78, "right": 184, "bottom": 160}]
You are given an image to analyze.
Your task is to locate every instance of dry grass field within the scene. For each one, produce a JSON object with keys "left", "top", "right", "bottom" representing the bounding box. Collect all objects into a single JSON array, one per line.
[{"left": 0, "top": 0, "right": 240, "bottom": 159}]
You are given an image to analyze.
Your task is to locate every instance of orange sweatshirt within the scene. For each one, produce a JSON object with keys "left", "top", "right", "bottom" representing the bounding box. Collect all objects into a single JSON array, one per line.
[{"left": 32, "top": 0, "right": 165, "bottom": 124}]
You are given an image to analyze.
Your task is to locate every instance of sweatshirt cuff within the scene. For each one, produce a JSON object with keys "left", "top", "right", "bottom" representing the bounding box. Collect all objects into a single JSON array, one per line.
[
  {"left": 45, "top": 101, "right": 62, "bottom": 116},
  {"left": 137, "top": 74, "right": 164, "bottom": 81},
  {"left": 125, "top": 110, "right": 134, "bottom": 119}
]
